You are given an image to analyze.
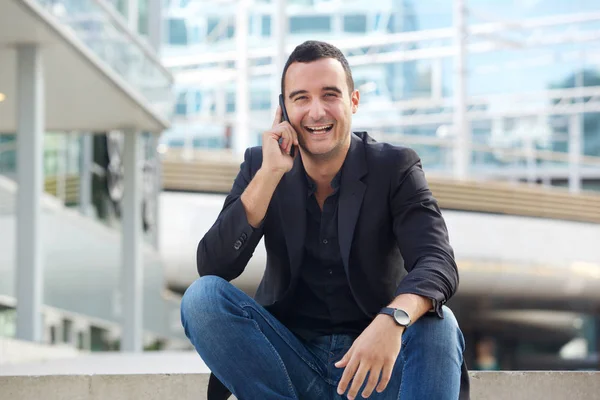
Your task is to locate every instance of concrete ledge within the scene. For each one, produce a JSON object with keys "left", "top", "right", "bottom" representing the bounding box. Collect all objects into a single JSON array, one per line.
[{"left": 1, "top": 372, "right": 600, "bottom": 400}]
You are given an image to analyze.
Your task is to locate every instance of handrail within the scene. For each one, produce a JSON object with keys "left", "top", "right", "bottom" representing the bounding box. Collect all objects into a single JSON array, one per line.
[
  {"left": 160, "top": 150, "right": 600, "bottom": 224},
  {"left": 90, "top": 0, "right": 174, "bottom": 83},
  {"left": 160, "top": 142, "right": 600, "bottom": 168}
]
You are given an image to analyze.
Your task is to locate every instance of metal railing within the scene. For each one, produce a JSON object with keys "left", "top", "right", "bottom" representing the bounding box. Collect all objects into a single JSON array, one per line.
[
  {"left": 33, "top": 0, "right": 174, "bottom": 121},
  {"left": 160, "top": 146, "right": 600, "bottom": 224}
]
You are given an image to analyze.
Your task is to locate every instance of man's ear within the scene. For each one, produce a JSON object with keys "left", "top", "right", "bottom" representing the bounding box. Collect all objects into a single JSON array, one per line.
[{"left": 351, "top": 90, "right": 360, "bottom": 114}]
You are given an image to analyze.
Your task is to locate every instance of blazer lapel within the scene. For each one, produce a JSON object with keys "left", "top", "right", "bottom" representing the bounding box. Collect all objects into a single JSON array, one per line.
[
  {"left": 277, "top": 155, "right": 307, "bottom": 279},
  {"left": 338, "top": 134, "right": 368, "bottom": 273}
]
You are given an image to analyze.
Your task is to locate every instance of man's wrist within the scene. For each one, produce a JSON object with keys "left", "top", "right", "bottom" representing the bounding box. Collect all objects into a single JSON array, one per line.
[
  {"left": 375, "top": 313, "right": 406, "bottom": 335},
  {"left": 259, "top": 165, "right": 286, "bottom": 180}
]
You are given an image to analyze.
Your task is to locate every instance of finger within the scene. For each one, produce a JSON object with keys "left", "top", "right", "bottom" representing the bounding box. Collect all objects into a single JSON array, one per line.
[
  {"left": 335, "top": 350, "right": 351, "bottom": 369},
  {"left": 337, "top": 357, "right": 359, "bottom": 396},
  {"left": 283, "top": 124, "right": 297, "bottom": 154},
  {"left": 376, "top": 362, "right": 393, "bottom": 393},
  {"left": 347, "top": 362, "right": 369, "bottom": 400},
  {"left": 279, "top": 126, "right": 291, "bottom": 153},
  {"left": 361, "top": 366, "right": 382, "bottom": 398},
  {"left": 281, "top": 121, "right": 299, "bottom": 146},
  {"left": 272, "top": 106, "right": 282, "bottom": 128}
]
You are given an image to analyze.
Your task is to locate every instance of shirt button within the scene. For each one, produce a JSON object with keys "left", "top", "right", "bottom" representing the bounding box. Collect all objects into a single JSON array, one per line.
[
  {"left": 328, "top": 269, "right": 333, "bottom": 275},
  {"left": 322, "top": 239, "right": 328, "bottom": 244}
]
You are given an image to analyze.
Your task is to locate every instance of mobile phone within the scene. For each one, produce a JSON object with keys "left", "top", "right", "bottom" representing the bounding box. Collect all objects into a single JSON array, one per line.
[{"left": 279, "top": 94, "right": 295, "bottom": 157}]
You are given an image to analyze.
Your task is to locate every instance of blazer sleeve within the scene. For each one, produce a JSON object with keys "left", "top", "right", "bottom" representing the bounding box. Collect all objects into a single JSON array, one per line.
[
  {"left": 196, "top": 147, "right": 265, "bottom": 281},
  {"left": 390, "top": 149, "right": 459, "bottom": 318}
]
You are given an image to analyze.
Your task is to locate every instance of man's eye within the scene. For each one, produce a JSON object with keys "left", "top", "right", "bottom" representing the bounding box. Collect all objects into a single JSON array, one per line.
[
  {"left": 325, "top": 93, "right": 337, "bottom": 97},
  {"left": 294, "top": 96, "right": 307, "bottom": 101}
]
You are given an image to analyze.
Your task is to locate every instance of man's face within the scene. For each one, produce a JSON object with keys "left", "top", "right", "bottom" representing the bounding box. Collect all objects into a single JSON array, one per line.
[{"left": 283, "top": 58, "right": 359, "bottom": 161}]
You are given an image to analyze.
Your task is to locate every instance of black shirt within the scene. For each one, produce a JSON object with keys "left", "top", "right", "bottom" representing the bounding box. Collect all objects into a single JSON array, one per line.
[{"left": 284, "top": 168, "right": 372, "bottom": 341}]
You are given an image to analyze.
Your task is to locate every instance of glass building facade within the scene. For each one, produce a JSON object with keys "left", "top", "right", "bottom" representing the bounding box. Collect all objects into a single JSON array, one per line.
[{"left": 161, "top": 0, "right": 600, "bottom": 191}]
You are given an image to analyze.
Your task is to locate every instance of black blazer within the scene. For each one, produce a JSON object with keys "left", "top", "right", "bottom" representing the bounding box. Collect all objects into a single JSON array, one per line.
[{"left": 198, "top": 132, "right": 470, "bottom": 399}]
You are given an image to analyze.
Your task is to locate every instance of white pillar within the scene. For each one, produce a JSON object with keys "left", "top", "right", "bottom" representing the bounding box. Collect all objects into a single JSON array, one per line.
[
  {"left": 216, "top": 82, "right": 226, "bottom": 118},
  {"left": 147, "top": 0, "right": 162, "bottom": 52},
  {"left": 79, "top": 133, "right": 93, "bottom": 216},
  {"left": 56, "top": 134, "right": 66, "bottom": 204},
  {"left": 569, "top": 114, "right": 582, "bottom": 193},
  {"left": 151, "top": 133, "right": 161, "bottom": 250},
  {"left": 182, "top": 90, "right": 194, "bottom": 160},
  {"left": 271, "top": 0, "right": 287, "bottom": 110},
  {"left": 127, "top": 0, "right": 139, "bottom": 33},
  {"left": 15, "top": 44, "right": 44, "bottom": 342},
  {"left": 235, "top": 0, "right": 250, "bottom": 155},
  {"left": 431, "top": 58, "right": 443, "bottom": 101},
  {"left": 452, "top": 0, "right": 470, "bottom": 179},
  {"left": 121, "top": 130, "right": 143, "bottom": 352},
  {"left": 332, "top": 11, "right": 343, "bottom": 35},
  {"left": 525, "top": 135, "right": 536, "bottom": 186}
]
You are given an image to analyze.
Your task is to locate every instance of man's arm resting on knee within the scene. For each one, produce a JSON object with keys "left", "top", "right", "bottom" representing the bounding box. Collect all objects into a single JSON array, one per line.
[{"left": 390, "top": 149, "right": 459, "bottom": 319}]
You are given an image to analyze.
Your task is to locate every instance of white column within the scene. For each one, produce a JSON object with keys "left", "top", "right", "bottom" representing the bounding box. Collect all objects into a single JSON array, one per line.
[
  {"left": 56, "top": 134, "right": 66, "bottom": 204},
  {"left": 452, "top": 0, "right": 470, "bottom": 179},
  {"left": 121, "top": 130, "right": 143, "bottom": 352},
  {"left": 216, "top": 82, "right": 226, "bottom": 118},
  {"left": 15, "top": 44, "right": 44, "bottom": 342},
  {"left": 431, "top": 58, "right": 443, "bottom": 101},
  {"left": 127, "top": 0, "right": 139, "bottom": 33},
  {"left": 182, "top": 90, "right": 194, "bottom": 160},
  {"left": 569, "top": 114, "right": 582, "bottom": 193},
  {"left": 569, "top": 70, "right": 584, "bottom": 193},
  {"left": 79, "top": 133, "right": 93, "bottom": 217},
  {"left": 151, "top": 133, "right": 161, "bottom": 250},
  {"left": 147, "top": 0, "right": 162, "bottom": 52},
  {"left": 271, "top": 0, "right": 287, "bottom": 111},
  {"left": 332, "top": 11, "right": 343, "bottom": 35},
  {"left": 235, "top": 0, "right": 250, "bottom": 155},
  {"left": 525, "top": 135, "right": 536, "bottom": 185}
]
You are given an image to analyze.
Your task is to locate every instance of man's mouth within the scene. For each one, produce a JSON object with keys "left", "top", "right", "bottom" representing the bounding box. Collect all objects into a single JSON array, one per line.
[{"left": 304, "top": 124, "right": 334, "bottom": 134}]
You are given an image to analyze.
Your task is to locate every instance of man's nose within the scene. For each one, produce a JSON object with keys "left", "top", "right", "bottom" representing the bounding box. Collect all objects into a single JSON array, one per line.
[{"left": 308, "top": 99, "right": 326, "bottom": 121}]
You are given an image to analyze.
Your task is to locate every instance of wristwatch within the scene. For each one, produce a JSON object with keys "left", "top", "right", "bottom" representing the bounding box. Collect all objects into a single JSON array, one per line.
[{"left": 378, "top": 307, "right": 411, "bottom": 328}]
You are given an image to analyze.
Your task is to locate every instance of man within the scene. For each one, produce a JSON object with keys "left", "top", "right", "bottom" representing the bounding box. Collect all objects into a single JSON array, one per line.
[{"left": 181, "top": 40, "right": 469, "bottom": 400}]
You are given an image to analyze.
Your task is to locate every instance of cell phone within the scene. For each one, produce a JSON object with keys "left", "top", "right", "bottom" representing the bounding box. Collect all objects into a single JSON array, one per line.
[{"left": 279, "top": 94, "right": 295, "bottom": 157}]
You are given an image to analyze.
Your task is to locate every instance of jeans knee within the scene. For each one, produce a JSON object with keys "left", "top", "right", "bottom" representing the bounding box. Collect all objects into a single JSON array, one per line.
[
  {"left": 405, "top": 306, "right": 465, "bottom": 355},
  {"left": 180, "top": 275, "right": 229, "bottom": 330}
]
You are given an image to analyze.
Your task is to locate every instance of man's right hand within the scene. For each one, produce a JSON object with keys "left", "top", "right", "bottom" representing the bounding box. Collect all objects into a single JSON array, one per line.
[{"left": 261, "top": 106, "right": 299, "bottom": 174}]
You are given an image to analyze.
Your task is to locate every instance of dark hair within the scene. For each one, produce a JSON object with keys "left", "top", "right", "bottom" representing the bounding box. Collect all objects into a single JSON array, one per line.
[{"left": 281, "top": 40, "right": 354, "bottom": 97}]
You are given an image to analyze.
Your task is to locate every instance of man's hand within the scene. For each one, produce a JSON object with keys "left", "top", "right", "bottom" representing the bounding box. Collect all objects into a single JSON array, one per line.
[
  {"left": 335, "top": 315, "right": 403, "bottom": 399},
  {"left": 262, "top": 106, "right": 299, "bottom": 174}
]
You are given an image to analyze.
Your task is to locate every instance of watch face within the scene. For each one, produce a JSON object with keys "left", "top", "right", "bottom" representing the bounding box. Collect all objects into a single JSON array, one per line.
[{"left": 393, "top": 309, "right": 411, "bottom": 326}]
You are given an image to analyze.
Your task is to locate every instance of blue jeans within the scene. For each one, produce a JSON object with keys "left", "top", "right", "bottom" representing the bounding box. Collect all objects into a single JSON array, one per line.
[{"left": 181, "top": 276, "right": 465, "bottom": 400}]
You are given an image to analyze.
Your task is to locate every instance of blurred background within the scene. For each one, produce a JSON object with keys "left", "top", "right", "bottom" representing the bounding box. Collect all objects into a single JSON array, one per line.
[{"left": 1, "top": 0, "right": 600, "bottom": 374}]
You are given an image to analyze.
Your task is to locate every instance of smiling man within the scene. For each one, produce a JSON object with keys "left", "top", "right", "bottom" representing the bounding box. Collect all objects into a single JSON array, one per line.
[{"left": 181, "top": 41, "right": 470, "bottom": 400}]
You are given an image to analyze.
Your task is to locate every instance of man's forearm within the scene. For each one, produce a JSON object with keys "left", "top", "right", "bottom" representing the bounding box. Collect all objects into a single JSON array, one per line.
[{"left": 241, "top": 167, "right": 285, "bottom": 228}]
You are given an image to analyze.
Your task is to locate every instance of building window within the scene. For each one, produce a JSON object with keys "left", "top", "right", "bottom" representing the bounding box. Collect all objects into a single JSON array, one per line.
[
  {"left": 168, "top": 18, "right": 188, "bottom": 45},
  {"left": 175, "top": 92, "right": 188, "bottom": 115},
  {"left": 251, "top": 90, "right": 271, "bottom": 110},
  {"left": 207, "top": 17, "right": 220, "bottom": 36},
  {"left": 343, "top": 15, "right": 367, "bottom": 33},
  {"left": 290, "top": 16, "right": 331, "bottom": 33},
  {"left": 226, "top": 92, "right": 236, "bottom": 113},
  {"left": 195, "top": 91, "right": 202, "bottom": 113},
  {"left": 261, "top": 15, "right": 271, "bottom": 37}
]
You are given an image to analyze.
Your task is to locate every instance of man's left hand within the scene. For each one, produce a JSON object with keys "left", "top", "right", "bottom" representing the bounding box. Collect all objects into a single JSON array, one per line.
[{"left": 335, "top": 315, "right": 404, "bottom": 399}]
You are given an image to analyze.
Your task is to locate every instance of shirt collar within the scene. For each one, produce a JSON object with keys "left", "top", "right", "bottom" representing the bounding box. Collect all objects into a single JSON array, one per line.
[{"left": 304, "top": 165, "right": 343, "bottom": 197}]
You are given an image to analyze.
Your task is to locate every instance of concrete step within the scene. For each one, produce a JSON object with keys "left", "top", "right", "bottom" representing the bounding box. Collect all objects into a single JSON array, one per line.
[{"left": 1, "top": 372, "right": 600, "bottom": 400}]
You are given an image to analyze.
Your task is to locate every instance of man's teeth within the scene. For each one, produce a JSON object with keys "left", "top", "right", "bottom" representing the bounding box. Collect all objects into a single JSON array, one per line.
[{"left": 306, "top": 125, "right": 333, "bottom": 132}]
